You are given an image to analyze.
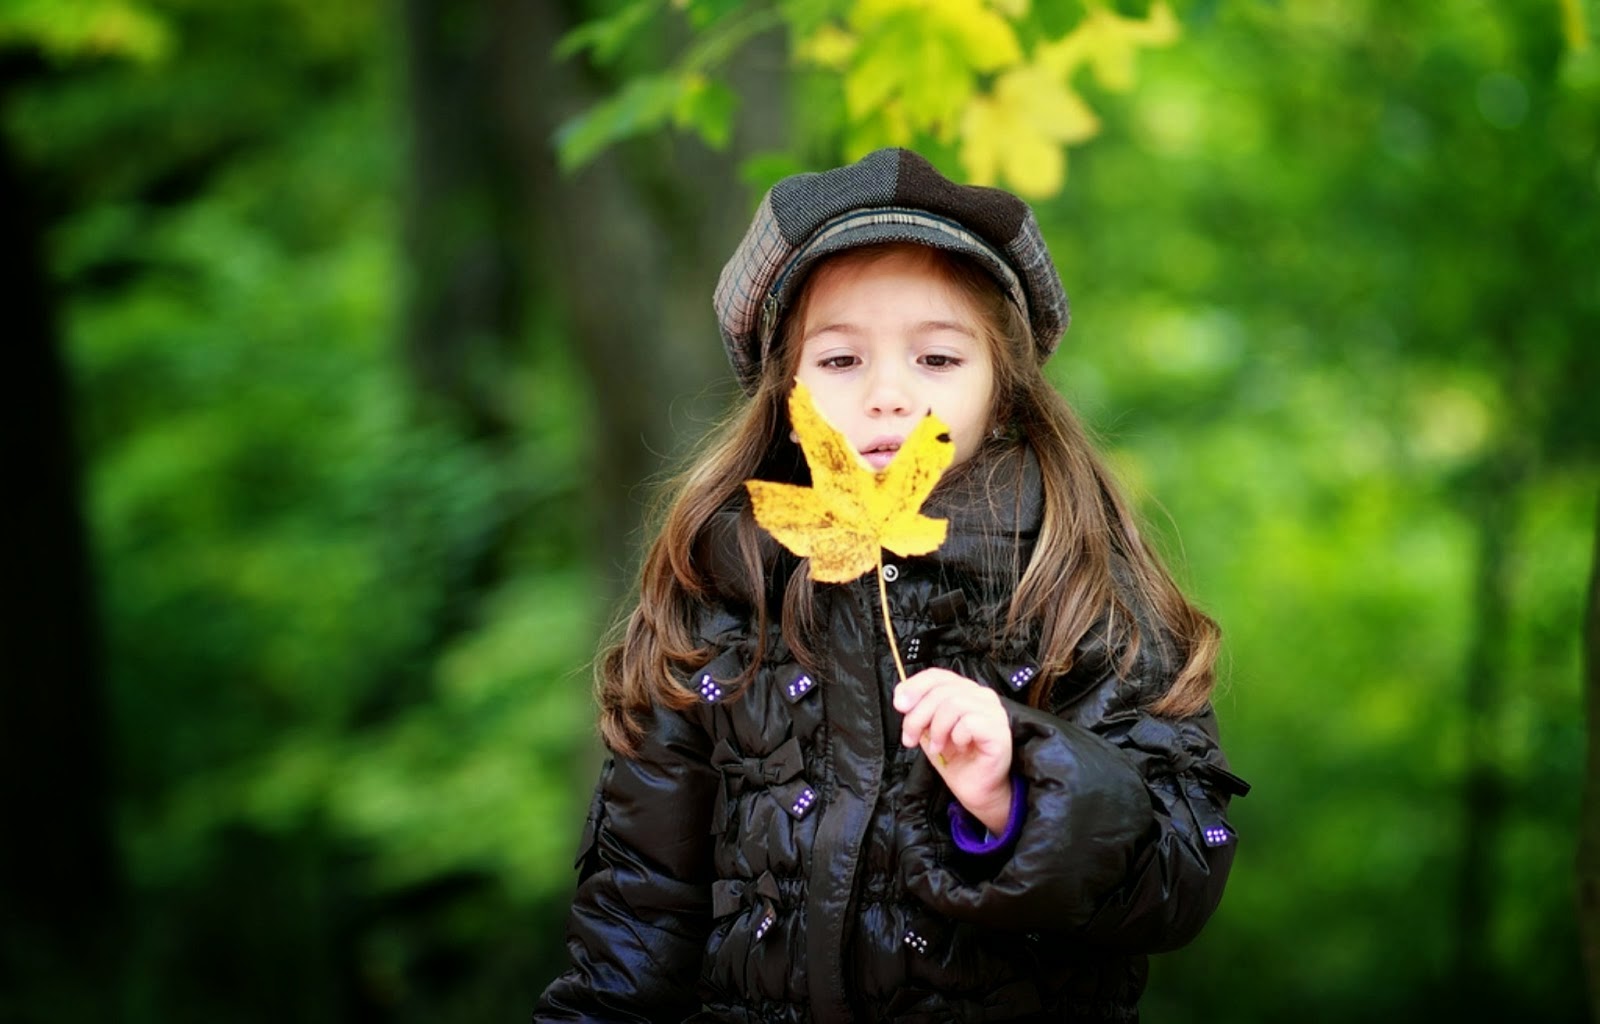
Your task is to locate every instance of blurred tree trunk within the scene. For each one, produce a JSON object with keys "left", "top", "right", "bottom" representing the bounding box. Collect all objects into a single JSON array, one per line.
[
  {"left": 399, "top": 0, "right": 523, "bottom": 439},
  {"left": 394, "top": 0, "right": 785, "bottom": 668},
  {"left": 1578, "top": 496, "right": 1600, "bottom": 1022},
  {"left": 491, "top": 0, "right": 787, "bottom": 600},
  {"left": 389, "top": 0, "right": 540, "bottom": 721},
  {"left": 0, "top": 67, "right": 121, "bottom": 1021}
]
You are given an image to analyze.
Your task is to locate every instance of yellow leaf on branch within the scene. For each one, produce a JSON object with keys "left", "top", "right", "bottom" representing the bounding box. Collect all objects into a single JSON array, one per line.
[
  {"left": 960, "top": 61, "right": 1101, "bottom": 196},
  {"left": 854, "top": 0, "right": 1022, "bottom": 71},
  {"left": 1038, "top": 0, "right": 1180, "bottom": 93},
  {"left": 795, "top": 23, "right": 858, "bottom": 69},
  {"left": 838, "top": 0, "right": 1023, "bottom": 133},
  {"left": 745, "top": 380, "right": 954, "bottom": 584}
]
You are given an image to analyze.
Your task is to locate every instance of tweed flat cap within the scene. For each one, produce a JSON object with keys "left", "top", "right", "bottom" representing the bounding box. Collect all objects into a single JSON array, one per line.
[{"left": 714, "top": 147, "right": 1069, "bottom": 393}]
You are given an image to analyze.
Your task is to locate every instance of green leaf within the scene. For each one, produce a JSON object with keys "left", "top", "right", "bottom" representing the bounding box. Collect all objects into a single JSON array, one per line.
[
  {"left": 1028, "top": 0, "right": 1087, "bottom": 38},
  {"left": 553, "top": 75, "right": 686, "bottom": 171},
  {"left": 738, "top": 151, "right": 809, "bottom": 194},
  {"left": 674, "top": 77, "right": 738, "bottom": 148},
  {"left": 0, "top": 0, "right": 172, "bottom": 62},
  {"left": 684, "top": 0, "right": 744, "bottom": 31},
  {"left": 682, "top": 5, "right": 785, "bottom": 72},
  {"left": 553, "top": 0, "right": 662, "bottom": 66}
]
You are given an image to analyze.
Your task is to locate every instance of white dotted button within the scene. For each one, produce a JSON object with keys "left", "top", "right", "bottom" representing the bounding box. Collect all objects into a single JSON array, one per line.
[
  {"left": 696, "top": 674, "right": 723, "bottom": 702},
  {"left": 785, "top": 673, "right": 815, "bottom": 701}
]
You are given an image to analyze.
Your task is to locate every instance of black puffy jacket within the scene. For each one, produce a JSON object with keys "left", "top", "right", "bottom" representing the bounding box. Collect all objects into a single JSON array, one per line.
[{"left": 535, "top": 448, "right": 1248, "bottom": 1023}]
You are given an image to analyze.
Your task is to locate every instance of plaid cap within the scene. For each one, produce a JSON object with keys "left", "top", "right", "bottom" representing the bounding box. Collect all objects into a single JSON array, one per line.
[{"left": 714, "top": 147, "right": 1069, "bottom": 393}]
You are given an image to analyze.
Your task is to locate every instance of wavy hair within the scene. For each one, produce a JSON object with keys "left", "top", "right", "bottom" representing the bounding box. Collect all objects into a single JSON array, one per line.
[{"left": 596, "top": 244, "right": 1218, "bottom": 755}]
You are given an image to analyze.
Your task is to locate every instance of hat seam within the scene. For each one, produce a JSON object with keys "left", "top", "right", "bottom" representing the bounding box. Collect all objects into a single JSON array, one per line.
[
  {"left": 756, "top": 207, "right": 1029, "bottom": 357},
  {"left": 768, "top": 207, "right": 1023, "bottom": 302}
]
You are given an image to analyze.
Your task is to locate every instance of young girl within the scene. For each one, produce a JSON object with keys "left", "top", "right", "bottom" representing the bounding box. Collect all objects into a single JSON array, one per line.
[{"left": 535, "top": 147, "right": 1248, "bottom": 1023}]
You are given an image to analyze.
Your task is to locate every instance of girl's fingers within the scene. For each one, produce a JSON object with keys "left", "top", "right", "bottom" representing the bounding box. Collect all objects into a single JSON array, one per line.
[
  {"left": 899, "top": 685, "right": 957, "bottom": 748},
  {"left": 891, "top": 670, "right": 937, "bottom": 712},
  {"left": 934, "top": 695, "right": 1008, "bottom": 758},
  {"left": 893, "top": 667, "right": 968, "bottom": 712},
  {"left": 923, "top": 693, "right": 976, "bottom": 757},
  {"left": 897, "top": 670, "right": 1009, "bottom": 752}
]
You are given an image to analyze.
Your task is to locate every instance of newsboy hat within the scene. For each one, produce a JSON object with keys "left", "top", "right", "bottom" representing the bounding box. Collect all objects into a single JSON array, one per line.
[{"left": 713, "top": 147, "right": 1069, "bottom": 393}]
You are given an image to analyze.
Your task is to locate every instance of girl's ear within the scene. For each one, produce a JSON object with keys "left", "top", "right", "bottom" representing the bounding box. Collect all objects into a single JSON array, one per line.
[{"left": 789, "top": 428, "right": 800, "bottom": 444}]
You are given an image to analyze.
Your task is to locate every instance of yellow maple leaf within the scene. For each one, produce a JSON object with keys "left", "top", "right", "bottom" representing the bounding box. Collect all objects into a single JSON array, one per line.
[
  {"left": 960, "top": 61, "right": 1100, "bottom": 196},
  {"left": 745, "top": 380, "right": 955, "bottom": 585}
]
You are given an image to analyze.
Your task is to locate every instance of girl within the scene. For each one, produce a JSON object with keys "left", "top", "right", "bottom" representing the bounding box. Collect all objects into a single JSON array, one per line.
[{"left": 535, "top": 147, "right": 1248, "bottom": 1023}]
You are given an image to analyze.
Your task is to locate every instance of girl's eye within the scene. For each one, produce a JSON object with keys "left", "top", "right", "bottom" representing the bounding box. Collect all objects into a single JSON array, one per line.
[
  {"left": 921, "top": 353, "right": 964, "bottom": 369},
  {"left": 817, "top": 354, "right": 859, "bottom": 370}
]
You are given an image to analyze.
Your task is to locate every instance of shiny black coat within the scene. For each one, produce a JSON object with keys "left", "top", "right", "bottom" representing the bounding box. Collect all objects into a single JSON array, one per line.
[{"left": 535, "top": 450, "right": 1248, "bottom": 1023}]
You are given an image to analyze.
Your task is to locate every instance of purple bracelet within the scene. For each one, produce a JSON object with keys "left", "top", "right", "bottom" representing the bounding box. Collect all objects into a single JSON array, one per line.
[{"left": 948, "top": 778, "right": 1027, "bottom": 856}]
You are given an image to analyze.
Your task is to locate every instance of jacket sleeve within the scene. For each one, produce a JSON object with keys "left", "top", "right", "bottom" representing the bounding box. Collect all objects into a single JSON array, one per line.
[
  {"left": 900, "top": 621, "right": 1249, "bottom": 954},
  {"left": 534, "top": 700, "right": 719, "bottom": 1022}
]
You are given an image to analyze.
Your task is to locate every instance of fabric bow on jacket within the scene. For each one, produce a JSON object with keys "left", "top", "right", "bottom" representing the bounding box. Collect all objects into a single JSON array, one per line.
[{"left": 709, "top": 736, "right": 817, "bottom": 833}]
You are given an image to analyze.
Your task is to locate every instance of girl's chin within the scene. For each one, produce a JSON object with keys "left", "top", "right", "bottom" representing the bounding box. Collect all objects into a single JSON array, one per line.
[{"left": 862, "top": 450, "right": 898, "bottom": 471}]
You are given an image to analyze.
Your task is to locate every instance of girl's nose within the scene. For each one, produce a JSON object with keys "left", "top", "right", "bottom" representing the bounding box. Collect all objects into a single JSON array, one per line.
[{"left": 866, "top": 365, "right": 912, "bottom": 417}]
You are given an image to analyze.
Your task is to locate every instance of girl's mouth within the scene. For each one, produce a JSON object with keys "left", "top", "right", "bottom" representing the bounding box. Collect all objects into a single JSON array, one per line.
[{"left": 860, "top": 439, "right": 902, "bottom": 470}]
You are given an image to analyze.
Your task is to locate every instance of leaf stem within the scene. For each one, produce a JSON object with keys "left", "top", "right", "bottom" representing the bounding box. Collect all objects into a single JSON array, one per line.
[
  {"left": 879, "top": 551, "right": 942, "bottom": 765},
  {"left": 878, "top": 550, "right": 907, "bottom": 684}
]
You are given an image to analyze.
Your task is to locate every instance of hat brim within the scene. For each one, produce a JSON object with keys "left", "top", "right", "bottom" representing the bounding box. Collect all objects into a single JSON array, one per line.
[{"left": 756, "top": 207, "right": 1030, "bottom": 367}]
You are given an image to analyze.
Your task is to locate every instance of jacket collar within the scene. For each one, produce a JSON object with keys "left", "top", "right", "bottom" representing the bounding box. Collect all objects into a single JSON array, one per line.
[{"left": 921, "top": 442, "right": 1042, "bottom": 578}]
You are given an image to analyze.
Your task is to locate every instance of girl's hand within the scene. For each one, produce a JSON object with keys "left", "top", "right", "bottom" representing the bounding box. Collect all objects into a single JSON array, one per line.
[{"left": 893, "top": 668, "right": 1015, "bottom": 834}]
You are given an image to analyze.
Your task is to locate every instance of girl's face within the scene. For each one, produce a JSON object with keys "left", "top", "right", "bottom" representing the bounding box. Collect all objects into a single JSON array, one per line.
[{"left": 791, "top": 246, "right": 997, "bottom": 471}]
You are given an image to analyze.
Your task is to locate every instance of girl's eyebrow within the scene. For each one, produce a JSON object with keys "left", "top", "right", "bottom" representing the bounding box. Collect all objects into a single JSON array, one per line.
[
  {"left": 916, "top": 319, "right": 979, "bottom": 338},
  {"left": 803, "top": 319, "right": 978, "bottom": 342},
  {"left": 802, "top": 321, "right": 861, "bottom": 342}
]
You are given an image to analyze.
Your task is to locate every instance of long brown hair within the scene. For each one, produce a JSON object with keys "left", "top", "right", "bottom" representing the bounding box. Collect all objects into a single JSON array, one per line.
[{"left": 596, "top": 243, "right": 1218, "bottom": 755}]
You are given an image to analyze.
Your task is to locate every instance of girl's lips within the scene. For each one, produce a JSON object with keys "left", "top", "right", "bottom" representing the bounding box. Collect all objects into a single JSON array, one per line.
[{"left": 860, "top": 437, "right": 903, "bottom": 470}]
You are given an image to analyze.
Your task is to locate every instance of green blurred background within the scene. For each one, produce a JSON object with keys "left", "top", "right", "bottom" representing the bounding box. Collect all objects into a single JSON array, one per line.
[{"left": 3, "top": 0, "right": 1596, "bottom": 1021}]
